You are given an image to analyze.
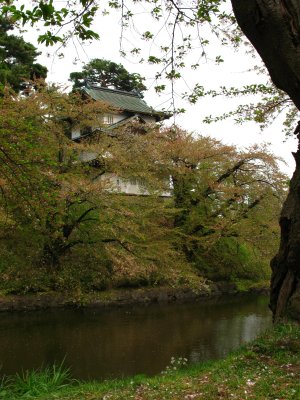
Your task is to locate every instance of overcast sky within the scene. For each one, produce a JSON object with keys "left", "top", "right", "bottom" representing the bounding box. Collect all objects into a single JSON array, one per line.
[{"left": 24, "top": 2, "right": 297, "bottom": 176}]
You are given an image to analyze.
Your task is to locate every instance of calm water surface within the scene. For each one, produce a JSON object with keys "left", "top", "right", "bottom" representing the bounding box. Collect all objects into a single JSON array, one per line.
[{"left": 0, "top": 294, "right": 271, "bottom": 380}]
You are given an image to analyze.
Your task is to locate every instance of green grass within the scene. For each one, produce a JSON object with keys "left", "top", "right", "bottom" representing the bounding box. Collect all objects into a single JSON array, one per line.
[
  {"left": 233, "top": 279, "right": 269, "bottom": 292},
  {"left": 1, "top": 324, "right": 299, "bottom": 399},
  {"left": 0, "top": 363, "right": 72, "bottom": 399}
]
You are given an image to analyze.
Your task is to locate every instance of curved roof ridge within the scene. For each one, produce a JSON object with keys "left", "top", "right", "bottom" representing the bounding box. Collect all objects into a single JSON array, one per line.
[{"left": 86, "top": 85, "right": 141, "bottom": 97}]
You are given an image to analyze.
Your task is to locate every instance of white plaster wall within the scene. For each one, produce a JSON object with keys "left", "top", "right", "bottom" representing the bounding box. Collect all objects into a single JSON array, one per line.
[
  {"left": 96, "top": 173, "right": 171, "bottom": 197},
  {"left": 71, "top": 113, "right": 157, "bottom": 139},
  {"left": 97, "top": 173, "right": 148, "bottom": 195},
  {"left": 71, "top": 128, "right": 81, "bottom": 139},
  {"left": 102, "top": 113, "right": 125, "bottom": 125},
  {"left": 142, "top": 115, "right": 156, "bottom": 124},
  {"left": 71, "top": 113, "right": 127, "bottom": 139}
]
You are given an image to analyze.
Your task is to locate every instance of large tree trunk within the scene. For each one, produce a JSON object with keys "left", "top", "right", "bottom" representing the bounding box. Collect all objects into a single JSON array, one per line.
[
  {"left": 231, "top": 0, "right": 300, "bottom": 321},
  {"left": 270, "top": 136, "right": 300, "bottom": 321}
]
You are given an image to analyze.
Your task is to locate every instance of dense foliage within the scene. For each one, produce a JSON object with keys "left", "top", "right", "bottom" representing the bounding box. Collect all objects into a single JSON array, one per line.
[
  {"left": 159, "top": 128, "right": 286, "bottom": 283},
  {"left": 0, "top": 87, "right": 286, "bottom": 294},
  {"left": 0, "top": 88, "right": 188, "bottom": 293}
]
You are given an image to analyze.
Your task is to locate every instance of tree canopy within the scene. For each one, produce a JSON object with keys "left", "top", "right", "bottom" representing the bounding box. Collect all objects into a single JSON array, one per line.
[
  {"left": 69, "top": 58, "right": 147, "bottom": 93},
  {"left": 0, "top": 16, "right": 47, "bottom": 93}
]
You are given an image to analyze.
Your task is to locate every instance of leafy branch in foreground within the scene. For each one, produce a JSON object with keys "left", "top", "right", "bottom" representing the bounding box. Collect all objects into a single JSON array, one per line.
[
  {"left": 3, "top": 1, "right": 295, "bottom": 135},
  {"left": 1, "top": 0, "right": 100, "bottom": 45},
  {"left": 2, "top": 1, "right": 298, "bottom": 135},
  {"left": 185, "top": 81, "right": 297, "bottom": 137}
]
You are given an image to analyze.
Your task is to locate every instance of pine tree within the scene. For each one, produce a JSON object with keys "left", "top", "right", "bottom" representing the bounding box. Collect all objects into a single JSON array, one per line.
[
  {"left": 0, "top": 16, "right": 47, "bottom": 93},
  {"left": 70, "top": 59, "right": 146, "bottom": 94}
]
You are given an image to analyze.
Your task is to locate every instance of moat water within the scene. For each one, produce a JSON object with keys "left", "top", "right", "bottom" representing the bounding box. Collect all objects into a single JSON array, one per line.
[{"left": 0, "top": 294, "right": 272, "bottom": 380}]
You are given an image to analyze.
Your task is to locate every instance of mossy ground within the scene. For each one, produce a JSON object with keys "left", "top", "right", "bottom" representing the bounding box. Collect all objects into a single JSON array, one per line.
[{"left": 1, "top": 323, "right": 299, "bottom": 400}]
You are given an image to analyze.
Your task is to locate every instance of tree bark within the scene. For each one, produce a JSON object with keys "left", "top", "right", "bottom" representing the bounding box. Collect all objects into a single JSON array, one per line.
[
  {"left": 270, "top": 135, "right": 300, "bottom": 321},
  {"left": 231, "top": 0, "right": 300, "bottom": 321}
]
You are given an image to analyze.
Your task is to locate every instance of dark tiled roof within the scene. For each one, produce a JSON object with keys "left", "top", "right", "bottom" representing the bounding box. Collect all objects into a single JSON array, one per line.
[{"left": 83, "top": 86, "right": 168, "bottom": 119}]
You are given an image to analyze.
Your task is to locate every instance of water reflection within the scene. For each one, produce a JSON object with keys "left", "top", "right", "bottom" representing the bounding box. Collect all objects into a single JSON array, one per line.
[{"left": 0, "top": 294, "right": 271, "bottom": 380}]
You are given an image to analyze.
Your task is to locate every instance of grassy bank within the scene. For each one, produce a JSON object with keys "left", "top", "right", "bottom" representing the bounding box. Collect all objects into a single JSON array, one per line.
[{"left": 1, "top": 323, "right": 299, "bottom": 400}]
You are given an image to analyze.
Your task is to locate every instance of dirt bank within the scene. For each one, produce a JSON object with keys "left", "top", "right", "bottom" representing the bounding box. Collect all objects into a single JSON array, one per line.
[{"left": 0, "top": 282, "right": 269, "bottom": 312}]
